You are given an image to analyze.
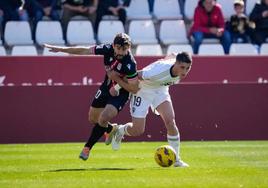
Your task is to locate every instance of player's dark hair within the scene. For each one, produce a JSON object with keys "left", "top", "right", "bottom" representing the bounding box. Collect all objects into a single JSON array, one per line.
[
  {"left": 113, "top": 33, "right": 131, "bottom": 47},
  {"left": 176, "top": 52, "right": 192, "bottom": 64}
]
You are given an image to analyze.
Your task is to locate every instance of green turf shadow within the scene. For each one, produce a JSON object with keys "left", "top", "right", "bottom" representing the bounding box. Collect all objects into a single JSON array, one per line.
[{"left": 47, "top": 167, "right": 135, "bottom": 172}]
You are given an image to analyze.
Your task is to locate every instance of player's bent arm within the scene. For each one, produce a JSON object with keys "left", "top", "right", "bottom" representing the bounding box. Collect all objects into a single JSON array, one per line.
[
  {"left": 115, "top": 77, "right": 140, "bottom": 94},
  {"left": 44, "top": 44, "right": 95, "bottom": 55}
]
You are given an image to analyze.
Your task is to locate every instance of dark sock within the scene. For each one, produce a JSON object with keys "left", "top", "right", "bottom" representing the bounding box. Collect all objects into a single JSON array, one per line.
[
  {"left": 84, "top": 123, "right": 113, "bottom": 148},
  {"left": 106, "top": 123, "right": 113, "bottom": 133}
]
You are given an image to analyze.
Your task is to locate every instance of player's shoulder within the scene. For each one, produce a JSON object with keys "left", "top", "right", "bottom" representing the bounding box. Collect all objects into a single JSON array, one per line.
[{"left": 122, "top": 51, "right": 136, "bottom": 65}]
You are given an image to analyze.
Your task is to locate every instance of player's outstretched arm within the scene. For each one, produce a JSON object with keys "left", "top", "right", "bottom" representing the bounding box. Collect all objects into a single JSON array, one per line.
[{"left": 44, "top": 44, "right": 95, "bottom": 55}]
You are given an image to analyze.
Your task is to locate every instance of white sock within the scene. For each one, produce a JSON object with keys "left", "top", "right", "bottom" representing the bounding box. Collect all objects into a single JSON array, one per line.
[
  {"left": 119, "top": 122, "right": 132, "bottom": 136},
  {"left": 167, "top": 134, "right": 180, "bottom": 161}
]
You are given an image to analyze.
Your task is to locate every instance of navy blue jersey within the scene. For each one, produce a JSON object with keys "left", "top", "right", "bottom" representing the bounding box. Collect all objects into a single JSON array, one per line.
[{"left": 94, "top": 44, "right": 138, "bottom": 92}]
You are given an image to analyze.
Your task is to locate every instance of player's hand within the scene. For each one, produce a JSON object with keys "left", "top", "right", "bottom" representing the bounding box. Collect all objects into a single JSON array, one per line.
[
  {"left": 107, "top": 70, "right": 120, "bottom": 81},
  {"left": 164, "top": 53, "right": 176, "bottom": 60},
  {"left": 109, "top": 86, "right": 119, "bottom": 96},
  {"left": 44, "top": 44, "right": 62, "bottom": 53}
]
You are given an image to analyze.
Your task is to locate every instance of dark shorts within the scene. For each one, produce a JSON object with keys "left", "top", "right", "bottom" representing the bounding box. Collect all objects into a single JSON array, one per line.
[{"left": 91, "top": 86, "right": 129, "bottom": 112}]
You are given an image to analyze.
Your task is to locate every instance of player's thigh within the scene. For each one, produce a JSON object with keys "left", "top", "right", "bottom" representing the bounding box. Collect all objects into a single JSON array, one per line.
[
  {"left": 156, "top": 100, "right": 176, "bottom": 126},
  {"left": 130, "top": 91, "right": 152, "bottom": 118},
  {"left": 88, "top": 107, "right": 104, "bottom": 124},
  {"left": 90, "top": 86, "right": 109, "bottom": 123}
]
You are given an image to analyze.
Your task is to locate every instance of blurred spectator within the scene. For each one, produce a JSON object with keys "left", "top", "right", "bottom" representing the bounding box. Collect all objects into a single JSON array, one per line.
[
  {"left": 148, "top": 0, "right": 154, "bottom": 13},
  {"left": 0, "top": 0, "right": 29, "bottom": 28},
  {"left": 190, "top": 0, "right": 231, "bottom": 54},
  {"left": 148, "top": 0, "right": 184, "bottom": 15},
  {"left": 95, "top": 0, "right": 130, "bottom": 33},
  {"left": 178, "top": 0, "right": 185, "bottom": 16},
  {"left": 61, "top": 0, "right": 98, "bottom": 36},
  {"left": 227, "top": 0, "right": 255, "bottom": 43},
  {"left": 25, "top": 0, "right": 60, "bottom": 27},
  {"left": 250, "top": 0, "right": 268, "bottom": 46},
  {"left": 0, "top": 8, "right": 3, "bottom": 32}
]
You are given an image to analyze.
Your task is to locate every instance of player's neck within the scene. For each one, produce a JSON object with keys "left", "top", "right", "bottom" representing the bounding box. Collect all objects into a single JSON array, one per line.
[{"left": 171, "top": 65, "right": 179, "bottom": 77}]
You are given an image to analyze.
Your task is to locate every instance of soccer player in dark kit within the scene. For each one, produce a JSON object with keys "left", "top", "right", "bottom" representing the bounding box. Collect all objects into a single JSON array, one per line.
[{"left": 44, "top": 33, "right": 139, "bottom": 160}]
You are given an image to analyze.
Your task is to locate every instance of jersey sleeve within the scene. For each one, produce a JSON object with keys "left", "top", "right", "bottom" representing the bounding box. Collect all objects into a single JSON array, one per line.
[
  {"left": 94, "top": 44, "right": 111, "bottom": 55},
  {"left": 126, "top": 62, "right": 138, "bottom": 81}
]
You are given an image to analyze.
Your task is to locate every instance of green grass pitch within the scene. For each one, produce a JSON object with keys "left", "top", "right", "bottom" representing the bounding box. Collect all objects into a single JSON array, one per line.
[{"left": 0, "top": 141, "right": 268, "bottom": 188}]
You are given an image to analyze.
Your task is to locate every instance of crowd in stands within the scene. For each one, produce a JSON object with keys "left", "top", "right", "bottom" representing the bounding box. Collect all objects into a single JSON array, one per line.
[{"left": 0, "top": 0, "right": 267, "bottom": 55}]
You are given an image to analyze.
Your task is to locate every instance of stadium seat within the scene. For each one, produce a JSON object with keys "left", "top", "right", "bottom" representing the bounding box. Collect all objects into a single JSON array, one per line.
[
  {"left": 70, "top": 15, "right": 89, "bottom": 20},
  {"left": 229, "top": 43, "right": 258, "bottom": 55},
  {"left": 217, "top": 0, "right": 236, "bottom": 19},
  {"left": 127, "top": 0, "right": 152, "bottom": 20},
  {"left": 0, "top": 46, "right": 7, "bottom": 56},
  {"left": 246, "top": 0, "right": 257, "bottom": 16},
  {"left": 198, "top": 44, "right": 225, "bottom": 55},
  {"left": 166, "top": 44, "right": 193, "bottom": 55},
  {"left": 260, "top": 43, "right": 268, "bottom": 55},
  {"left": 11, "top": 45, "right": 38, "bottom": 56},
  {"left": 97, "top": 20, "right": 125, "bottom": 43},
  {"left": 184, "top": 0, "right": 199, "bottom": 20},
  {"left": 128, "top": 20, "right": 158, "bottom": 45},
  {"left": 67, "top": 21, "right": 95, "bottom": 45},
  {"left": 35, "top": 21, "right": 65, "bottom": 45},
  {"left": 159, "top": 20, "right": 188, "bottom": 45},
  {"left": 203, "top": 38, "right": 220, "bottom": 44},
  {"left": 135, "top": 44, "right": 163, "bottom": 56},
  {"left": 43, "top": 47, "right": 68, "bottom": 56},
  {"left": 102, "top": 15, "right": 119, "bottom": 20},
  {"left": 153, "top": 0, "right": 182, "bottom": 20},
  {"left": 4, "top": 21, "right": 33, "bottom": 46}
]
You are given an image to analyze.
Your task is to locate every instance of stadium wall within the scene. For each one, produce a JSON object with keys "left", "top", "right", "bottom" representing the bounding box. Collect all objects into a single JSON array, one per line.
[
  {"left": 1, "top": 56, "right": 268, "bottom": 86},
  {"left": 0, "top": 84, "right": 267, "bottom": 143},
  {"left": 0, "top": 56, "right": 268, "bottom": 143}
]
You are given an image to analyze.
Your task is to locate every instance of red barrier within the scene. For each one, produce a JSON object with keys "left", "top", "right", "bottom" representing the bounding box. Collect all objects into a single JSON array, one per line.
[
  {"left": 0, "top": 84, "right": 267, "bottom": 143},
  {"left": 0, "top": 56, "right": 268, "bottom": 86}
]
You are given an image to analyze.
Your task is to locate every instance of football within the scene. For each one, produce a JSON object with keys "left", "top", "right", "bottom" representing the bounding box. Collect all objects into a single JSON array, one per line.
[{"left": 154, "top": 145, "right": 176, "bottom": 167}]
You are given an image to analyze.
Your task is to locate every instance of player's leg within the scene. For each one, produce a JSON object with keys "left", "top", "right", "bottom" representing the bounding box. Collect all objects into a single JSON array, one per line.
[
  {"left": 111, "top": 117, "right": 146, "bottom": 150},
  {"left": 80, "top": 106, "right": 103, "bottom": 160},
  {"left": 110, "top": 90, "right": 151, "bottom": 150},
  {"left": 80, "top": 105, "right": 116, "bottom": 159},
  {"left": 156, "top": 101, "right": 189, "bottom": 167},
  {"left": 80, "top": 88, "right": 114, "bottom": 160}
]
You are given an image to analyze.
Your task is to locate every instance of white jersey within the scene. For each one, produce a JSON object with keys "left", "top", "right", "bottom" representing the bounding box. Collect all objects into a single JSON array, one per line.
[{"left": 140, "top": 58, "right": 180, "bottom": 89}]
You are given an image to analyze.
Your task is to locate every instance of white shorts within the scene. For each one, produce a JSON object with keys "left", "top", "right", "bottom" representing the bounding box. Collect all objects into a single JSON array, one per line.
[{"left": 130, "top": 86, "right": 171, "bottom": 118}]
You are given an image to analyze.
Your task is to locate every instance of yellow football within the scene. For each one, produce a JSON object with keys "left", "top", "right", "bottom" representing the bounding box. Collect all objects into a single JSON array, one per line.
[{"left": 154, "top": 145, "right": 176, "bottom": 167}]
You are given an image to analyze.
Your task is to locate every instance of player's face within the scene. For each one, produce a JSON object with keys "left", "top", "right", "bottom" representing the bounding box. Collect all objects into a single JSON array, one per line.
[
  {"left": 176, "top": 62, "right": 191, "bottom": 79},
  {"left": 113, "top": 44, "right": 130, "bottom": 60}
]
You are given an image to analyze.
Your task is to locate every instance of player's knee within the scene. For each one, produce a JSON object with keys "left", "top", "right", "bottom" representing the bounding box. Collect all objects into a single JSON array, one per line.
[
  {"left": 88, "top": 114, "right": 98, "bottom": 124},
  {"left": 98, "top": 111, "right": 114, "bottom": 125}
]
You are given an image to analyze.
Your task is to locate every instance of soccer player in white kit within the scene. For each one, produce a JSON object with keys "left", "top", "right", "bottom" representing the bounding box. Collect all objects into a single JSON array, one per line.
[{"left": 106, "top": 52, "right": 192, "bottom": 167}]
